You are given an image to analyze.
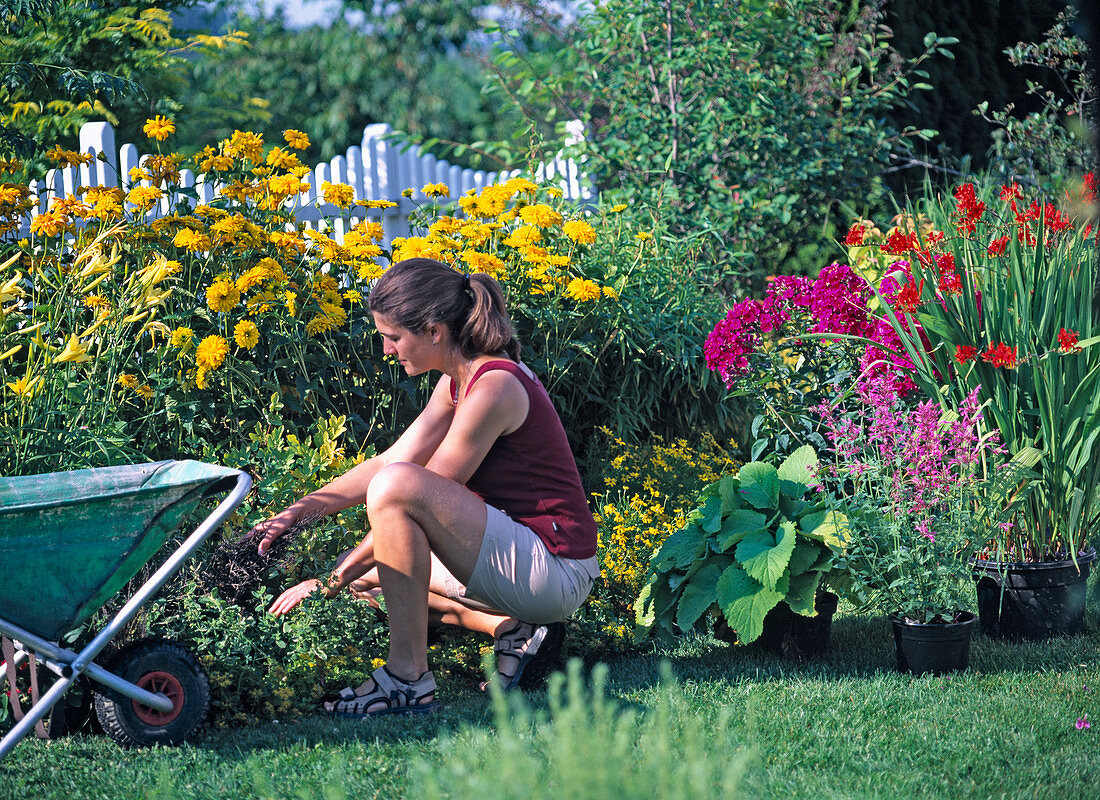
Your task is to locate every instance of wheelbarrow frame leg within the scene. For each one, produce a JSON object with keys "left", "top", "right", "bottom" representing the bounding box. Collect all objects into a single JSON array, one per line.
[{"left": 0, "top": 471, "right": 251, "bottom": 759}]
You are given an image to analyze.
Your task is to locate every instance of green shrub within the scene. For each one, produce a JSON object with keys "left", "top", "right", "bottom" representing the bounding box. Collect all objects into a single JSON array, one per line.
[{"left": 408, "top": 659, "right": 749, "bottom": 800}]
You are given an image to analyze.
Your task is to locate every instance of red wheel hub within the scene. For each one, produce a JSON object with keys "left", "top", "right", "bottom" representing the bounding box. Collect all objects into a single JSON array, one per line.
[{"left": 132, "top": 670, "right": 184, "bottom": 726}]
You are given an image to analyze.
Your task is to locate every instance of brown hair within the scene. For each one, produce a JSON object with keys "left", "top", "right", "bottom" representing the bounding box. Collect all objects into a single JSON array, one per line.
[{"left": 368, "top": 258, "right": 521, "bottom": 360}]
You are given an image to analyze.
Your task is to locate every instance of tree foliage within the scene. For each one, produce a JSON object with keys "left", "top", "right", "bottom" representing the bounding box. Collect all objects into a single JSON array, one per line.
[{"left": 490, "top": 0, "right": 955, "bottom": 282}]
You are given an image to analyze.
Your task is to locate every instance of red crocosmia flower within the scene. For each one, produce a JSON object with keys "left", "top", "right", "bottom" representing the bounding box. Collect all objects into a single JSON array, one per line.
[
  {"left": 895, "top": 277, "right": 924, "bottom": 314},
  {"left": 955, "top": 345, "right": 978, "bottom": 364},
  {"left": 987, "top": 236, "right": 1009, "bottom": 257},
  {"left": 1044, "top": 206, "right": 1072, "bottom": 235},
  {"left": 981, "top": 341, "right": 1018, "bottom": 369},
  {"left": 938, "top": 272, "right": 963, "bottom": 296},
  {"left": 1057, "top": 328, "right": 1080, "bottom": 353},
  {"left": 884, "top": 229, "right": 918, "bottom": 255},
  {"left": 1083, "top": 172, "right": 1097, "bottom": 204},
  {"left": 925, "top": 230, "right": 946, "bottom": 246},
  {"left": 934, "top": 253, "right": 955, "bottom": 275},
  {"left": 1001, "top": 183, "right": 1024, "bottom": 207},
  {"left": 843, "top": 223, "right": 866, "bottom": 246},
  {"left": 954, "top": 183, "right": 986, "bottom": 233}
]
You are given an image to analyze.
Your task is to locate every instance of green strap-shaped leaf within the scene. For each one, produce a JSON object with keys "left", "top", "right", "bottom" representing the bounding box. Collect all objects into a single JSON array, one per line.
[
  {"left": 735, "top": 521, "right": 797, "bottom": 589},
  {"left": 675, "top": 563, "right": 724, "bottom": 632},
  {"left": 737, "top": 461, "right": 780, "bottom": 509},
  {"left": 785, "top": 571, "right": 822, "bottom": 616},
  {"left": 777, "top": 444, "right": 818, "bottom": 498},
  {"left": 716, "top": 508, "right": 767, "bottom": 552},
  {"left": 716, "top": 564, "right": 784, "bottom": 644}
]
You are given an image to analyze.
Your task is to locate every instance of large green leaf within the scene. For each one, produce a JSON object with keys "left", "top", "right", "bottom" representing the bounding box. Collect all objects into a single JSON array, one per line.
[
  {"left": 717, "top": 474, "right": 742, "bottom": 515},
  {"left": 784, "top": 571, "right": 822, "bottom": 616},
  {"left": 675, "top": 563, "right": 724, "bottom": 632},
  {"left": 734, "top": 521, "right": 797, "bottom": 590},
  {"left": 652, "top": 525, "right": 705, "bottom": 570},
  {"left": 799, "top": 509, "right": 848, "bottom": 549},
  {"left": 777, "top": 444, "right": 818, "bottom": 498},
  {"left": 716, "top": 508, "right": 767, "bottom": 552},
  {"left": 716, "top": 564, "right": 784, "bottom": 644},
  {"left": 787, "top": 538, "right": 824, "bottom": 577},
  {"left": 737, "top": 461, "right": 780, "bottom": 509},
  {"left": 696, "top": 494, "right": 725, "bottom": 534}
]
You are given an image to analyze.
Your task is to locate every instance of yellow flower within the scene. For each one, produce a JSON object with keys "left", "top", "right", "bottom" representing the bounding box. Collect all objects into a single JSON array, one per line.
[
  {"left": 135, "top": 383, "right": 154, "bottom": 400},
  {"left": 546, "top": 187, "right": 563, "bottom": 198},
  {"left": 195, "top": 367, "right": 210, "bottom": 390},
  {"left": 401, "top": 188, "right": 414, "bottom": 198},
  {"left": 195, "top": 334, "right": 229, "bottom": 371},
  {"left": 357, "top": 262, "right": 384, "bottom": 281},
  {"left": 143, "top": 115, "right": 175, "bottom": 142},
  {"left": 6, "top": 375, "right": 42, "bottom": 400},
  {"left": 45, "top": 146, "right": 93, "bottom": 167},
  {"left": 461, "top": 251, "right": 505, "bottom": 276},
  {"left": 422, "top": 182, "right": 450, "bottom": 198},
  {"left": 323, "top": 181, "right": 355, "bottom": 209},
  {"left": 283, "top": 129, "right": 310, "bottom": 150},
  {"left": 224, "top": 130, "right": 264, "bottom": 163},
  {"left": 266, "top": 146, "right": 301, "bottom": 170},
  {"left": 563, "top": 219, "right": 596, "bottom": 245},
  {"left": 609, "top": 204, "right": 627, "bottom": 213},
  {"left": 82, "top": 294, "right": 109, "bottom": 310},
  {"left": 504, "top": 177, "right": 539, "bottom": 195},
  {"left": 504, "top": 225, "right": 542, "bottom": 248},
  {"left": 169, "top": 326, "right": 194, "bottom": 349},
  {"left": 206, "top": 279, "right": 241, "bottom": 313},
  {"left": 471, "top": 185, "right": 512, "bottom": 218},
  {"left": 173, "top": 228, "right": 211, "bottom": 252},
  {"left": 126, "top": 185, "right": 162, "bottom": 211},
  {"left": 234, "top": 319, "right": 259, "bottom": 349},
  {"left": 344, "top": 289, "right": 363, "bottom": 304},
  {"left": 268, "top": 174, "right": 308, "bottom": 198},
  {"left": 363, "top": 199, "right": 398, "bottom": 210},
  {"left": 53, "top": 334, "right": 92, "bottom": 364},
  {"left": 391, "top": 236, "right": 442, "bottom": 263},
  {"left": 199, "top": 152, "right": 234, "bottom": 172},
  {"left": 518, "top": 204, "right": 563, "bottom": 228},
  {"left": 635, "top": 231, "right": 653, "bottom": 241},
  {"left": 0, "top": 158, "right": 22, "bottom": 174},
  {"left": 565, "top": 277, "right": 602, "bottom": 302},
  {"left": 117, "top": 373, "right": 138, "bottom": 389},
  {"left": 284, "top": 291, "right": 297, "bottom": 315}
]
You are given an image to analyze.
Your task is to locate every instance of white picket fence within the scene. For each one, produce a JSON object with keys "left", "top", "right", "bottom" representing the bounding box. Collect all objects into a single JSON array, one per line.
[{"left": 18, "top": 119, "right": 592, "bottom": 245}]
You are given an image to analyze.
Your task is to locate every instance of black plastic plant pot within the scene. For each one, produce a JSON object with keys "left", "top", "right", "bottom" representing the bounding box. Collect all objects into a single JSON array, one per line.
[
  {"left": 972, "top": 548, "right": 1096, "bottom": 640},
  {"left": 754, "top": 592, "right": 840, "bottom": 658},
  {"left": 890, "top": 612, "right": 977, "bottom": 676}
]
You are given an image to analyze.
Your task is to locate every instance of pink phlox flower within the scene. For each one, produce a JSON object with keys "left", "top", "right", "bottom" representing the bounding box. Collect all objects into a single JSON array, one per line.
[
  {"left": 760, "top": 275, "right": 813, "bottom": 333},
  {"left": 811, "top": 262, "right": 872, "bottom": 337},
  {"left": 704, "top": 299, "right": 764, "bottom": 386}
]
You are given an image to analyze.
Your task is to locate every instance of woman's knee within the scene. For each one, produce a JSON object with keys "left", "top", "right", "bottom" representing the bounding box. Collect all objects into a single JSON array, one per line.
[{"left": 367, "top": 462, "right": 427, "bottom": 517}]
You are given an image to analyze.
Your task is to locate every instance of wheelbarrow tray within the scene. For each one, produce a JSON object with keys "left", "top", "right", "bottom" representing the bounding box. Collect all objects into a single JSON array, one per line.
[{"left": 0, "top": 460, "right": 241, "bottom": 642}]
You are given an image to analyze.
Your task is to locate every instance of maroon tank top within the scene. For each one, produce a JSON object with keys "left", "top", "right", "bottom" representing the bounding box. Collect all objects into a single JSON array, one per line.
[{"left": 451, "top": 360, "right": 597, "bottom": 559}]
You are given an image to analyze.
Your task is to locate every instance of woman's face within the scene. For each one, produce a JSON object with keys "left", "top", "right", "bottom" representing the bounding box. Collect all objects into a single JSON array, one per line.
[{"left": 373, "top": 313, "right": 438, "bottom": 375}]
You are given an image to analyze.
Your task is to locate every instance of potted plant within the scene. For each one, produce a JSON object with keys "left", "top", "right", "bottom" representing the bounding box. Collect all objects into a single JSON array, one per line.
[
  {"left": 847, "top": 179, "right": 1100, "bottom": 639},
  {"left": 815, "top": 373, "right": 1036, "bottom": 675},
  {"left": 634, "top": 445, "right": 847, "bottom": 657}
]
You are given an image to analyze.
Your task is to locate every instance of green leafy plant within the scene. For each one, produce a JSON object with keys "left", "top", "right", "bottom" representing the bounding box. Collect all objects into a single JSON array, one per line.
[
  {"left": 847, "top": 178, "right": 1100, "bottom": 563},
  {"left": 634, "top": 445, "right": 846, "bottom": 644}
]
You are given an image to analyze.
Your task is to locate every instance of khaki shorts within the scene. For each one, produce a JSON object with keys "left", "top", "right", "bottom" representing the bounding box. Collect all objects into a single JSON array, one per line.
[{"left": 442, "top": 505, "right": 600, "bottom": 624}]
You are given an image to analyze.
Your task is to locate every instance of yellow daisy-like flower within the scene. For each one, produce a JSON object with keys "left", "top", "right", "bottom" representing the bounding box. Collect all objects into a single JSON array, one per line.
[
  {"left": 169, "top": 326, "right": 195, "bottom": 349},
  {"left": 0, "top": 158, "right": 22, "bottom": 175},
  {"left": 234, "top": 319, "right": 260, "bottom": 349},
  {"left": 225, "top": 130, "right": 264, "bottom": 163},
  {"left": 126, "top": 185, "right": 163, "bottom": 211},
  {"left": 135, "top": 383, "right": 154, "bottom": 400},
  {"left": 563, "top": 219, "right": 596, "bottom": 245},
  {"left": 391, "top": 236, "right": 442, "bottom": 263},
  {"left": 602, "top": 286, "right": 619, "bottom": 299},
  {"left": 344, "top": 289, "right": 363, "bottom": 304},
  {"left": 504, "top": 177, "right": 539, "bottom": 195},
  {"left": 504, "top": 225, "right": 542, "bottom": 248},
  {"left": 268, "top": 174, "right": 308, "bottom": 199},
  {"left": 323, "top": 181, "right": 355, "bottom": 209},
  {"left": 143, "top": 115, "right": 175, "bottom": 142},
  {"left": 565, "top": 277, "right": 602, "bottom": 302},
  {"left": 200, "top": 152, "right": 234, "bottom": 172},
  {"left": 266, "top": 147, "right": 301, "bottom": 171},
  {"left": 357, "top": 262, "right": 384, "bottom": 281},
  {"left": 472, "top": 185, "right": 512, "bottom": 218},
  {"left": 546, "top": 187, "right": 563, "bottom": 198},
  {"left": 518, "top": 204, "right": 563, "bottom": 228},
  {"left": 195, "top": 334, "right": 229, "bottom": 371},
  {"left": 422, "top": 182, "right": 450, "bottom": 198},
  {"left": 284, "top": 129, "right": 310, "bottom": 150},
  {"left": 236, "top": 265, "right": 268, "bottom": 294},
  {"left": 173, "top": 228, "right": 211, "bottom": 252},
  {"left": 117, "top": 373, "right": 139, "bottom": 389},
  {"left": 206, "top": 279, "right": 241, "bottom": 313},
  {"left": 284, "top": 291, "right": 297, "bottom": 316},
  {"left": 635, "top": 231, "right": 653, "bottom": 241},
  {"left": 83, "top": 294, "right": 110, "bottom": 310},
  {"left": 609, "top": 204, "right": 627, "bottom": 213},
  {"left": 461, "top": 251, "right": 505, "bottom": 276},
  {"left": 363, "top": 199, "right": 398, "bottom": 210}
]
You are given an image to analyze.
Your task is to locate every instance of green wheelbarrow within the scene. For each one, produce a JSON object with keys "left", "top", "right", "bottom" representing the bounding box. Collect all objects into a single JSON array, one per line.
[{"left": 0, "top": 460, "right": 251, "bottom": 758}]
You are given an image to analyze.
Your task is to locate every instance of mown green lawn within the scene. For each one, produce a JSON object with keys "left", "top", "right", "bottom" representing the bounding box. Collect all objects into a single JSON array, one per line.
[{"left": 3, "top": 607, "right": 1099, "bottom": 800}]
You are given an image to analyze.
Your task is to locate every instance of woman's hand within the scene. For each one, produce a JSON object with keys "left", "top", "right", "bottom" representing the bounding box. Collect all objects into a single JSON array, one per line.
[
  {"left": 268, "top": 579, "right": 325, "bottom": 616},
  {"left": 248, "top": 504, "right": 306, "bottom": 555}
]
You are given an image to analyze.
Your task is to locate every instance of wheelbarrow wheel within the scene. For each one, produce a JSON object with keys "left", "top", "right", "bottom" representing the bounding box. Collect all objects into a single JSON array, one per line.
[{"left": 93, "top": 638, "right": 210, "bottom": 748}]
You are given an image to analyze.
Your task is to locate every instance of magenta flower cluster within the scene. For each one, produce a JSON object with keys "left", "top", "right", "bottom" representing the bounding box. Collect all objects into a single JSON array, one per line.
[{"left": 704, "top": 261, "right": 920, "bottom": 394}]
